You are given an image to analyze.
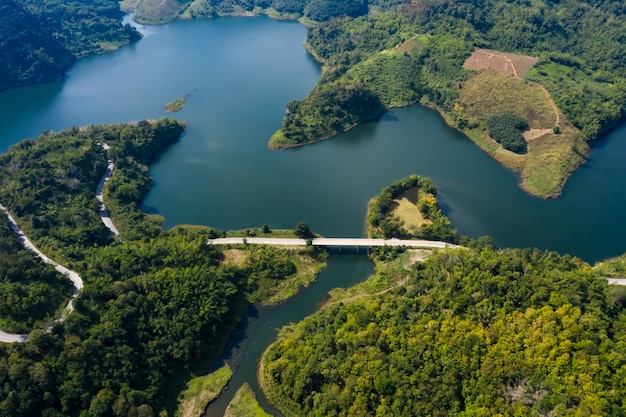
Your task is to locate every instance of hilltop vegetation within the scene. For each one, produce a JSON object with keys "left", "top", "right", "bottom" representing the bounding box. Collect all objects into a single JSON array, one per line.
[
  {"left": 267, "top": 0, "right": 626, "bottom": 196},
  {"left": 0, "top": 0, "right": 141, "bottom": 92},
  {"left": 262, "top": 247, "right": 626, "bottom": 416},
  {"left": 126, "top": 0, "right": 370, "bottom": 24}
]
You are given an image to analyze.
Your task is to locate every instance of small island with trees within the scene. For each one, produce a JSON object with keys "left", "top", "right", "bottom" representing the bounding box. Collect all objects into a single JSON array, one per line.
[{"left": 165, "top": 94, "right": 190, "bottom": 112}]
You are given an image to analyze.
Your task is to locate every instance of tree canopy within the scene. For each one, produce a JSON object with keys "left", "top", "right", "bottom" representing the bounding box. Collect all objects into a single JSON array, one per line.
[
  {"left": 0, "top": 0, "right": 140, "bottom": 91},
  {"left": 0, "top": 120, "right": 327, "bottom": 417},
  {"left": 270, "top": 0, "right": 626, "bottom": 149},
  {"left": 263, "top": 247, "right": 626, "bottom": 416}
]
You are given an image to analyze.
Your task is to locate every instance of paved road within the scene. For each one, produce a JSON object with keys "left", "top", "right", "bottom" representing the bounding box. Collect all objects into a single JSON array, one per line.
[
  {"left": 608, "top": 278, "right": 626, "bottom": 286},
  {"left": 0, "top": 203, "right": 84, "bottom": 343},
  {"left": 208, "top": 237, "right": 460, "bottom": 249},
  {"left": 96, "top": 144, "right": 120, "bottom": 236}
]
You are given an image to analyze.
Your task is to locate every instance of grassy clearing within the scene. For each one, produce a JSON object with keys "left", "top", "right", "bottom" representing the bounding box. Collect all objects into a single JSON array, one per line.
[
  {"left": 222, "top": 249, "right": 247, "bottom": 266},
  {"left": 594, "top": 253, "right": 626, "bottom": 277},
  {"left": 258, "top": 249, "right": 328, "bottom": 306},
  {"left": 390, "top": 189, "right": 431, "bottom": 233},
  {"left": 461, "top": 71, "right": 555, "bottom": 127},
  {"left": 224, "top": 383, "right": 272, "bottom": 417},
  {"left": 463, "top": 49, "right": 538, "bottom": 77},
  {"left": 526, "top": 61, "right": 606, "bottom": 93},
  {"left": 176, "top": 364, "right": 232, "bottom": 417},
  {"left": 456, "top": 71, "right": 588, "bottom": 198}
]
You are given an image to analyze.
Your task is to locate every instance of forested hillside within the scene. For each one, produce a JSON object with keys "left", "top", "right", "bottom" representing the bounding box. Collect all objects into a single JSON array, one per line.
[
  {"left": 262, "top": 247, "right": 626, "bottom": 416},
  {"left": 275, "top": 0, "right": 626, "bottom": 146},
  {"left": 127, "top": 0, "right": 372, "bottom": 24},
  {"left": 0, "top": 120, "right": 328, "bottom": 416},
  {"left": 0, "top": 211, "right": 73, "bottom": 334},
  {"left": 0, "top": 0, "right": 140, "bottom": 91}
]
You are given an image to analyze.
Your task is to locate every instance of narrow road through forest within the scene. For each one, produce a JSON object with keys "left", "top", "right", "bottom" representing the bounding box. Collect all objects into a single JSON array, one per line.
[
  {"left": 0, "top": 203, "right": 84, "bottom": 343},
  {"left": 96, "top": 143, "right": 120, "bottom": 236}
]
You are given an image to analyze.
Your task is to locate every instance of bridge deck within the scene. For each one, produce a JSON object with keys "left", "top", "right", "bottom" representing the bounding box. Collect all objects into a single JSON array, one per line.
[{"left": 207, "top": 237, "right": 460, "bottom": 249}]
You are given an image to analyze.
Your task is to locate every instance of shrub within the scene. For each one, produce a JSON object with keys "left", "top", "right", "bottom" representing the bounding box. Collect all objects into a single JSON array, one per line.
[{"left": 487, "top": 113, "right": 529, "bottom": 154}]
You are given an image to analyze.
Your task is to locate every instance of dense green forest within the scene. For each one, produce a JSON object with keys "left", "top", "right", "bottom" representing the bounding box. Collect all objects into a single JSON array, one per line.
[
  {"left": 262, "top": 247, "right": 626, "bottom": 416},
  {"left": 0, "top": 0, "right": 140, "bottom": 91},
  {"left": 0, "top": 211, "right": 73, "bottom": 334},
  {"left": 0, "top": 119, "right": 185, "bottom": 258},
  {"left": 0, "top": 120, "right": 328, "bottom": 416},
  {"left": 270, "top": 0, "right": 626, "bottom": 148},
  {"left": 128, "top": 0, "right": 372, "bottom": 24}
]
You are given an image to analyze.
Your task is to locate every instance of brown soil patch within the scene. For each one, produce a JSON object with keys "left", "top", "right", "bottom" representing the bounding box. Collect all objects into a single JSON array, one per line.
[
  {"left": 464, "top": 49, "right": 539, "bottom": 78},
  {"left": 222, "top": 249, "right": 247, "bottom": 266},
  {"left": 404, "top": 249, "right": 432, "bottom": 266},
  {"left": 524, "top": 129, "right": 553, "bottom": 141}
]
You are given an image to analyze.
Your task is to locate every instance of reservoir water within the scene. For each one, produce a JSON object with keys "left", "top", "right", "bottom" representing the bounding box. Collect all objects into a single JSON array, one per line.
[
  {"left": 1, "top": 14, "right": 626, "bottom": 415},
  {"left": 0, "top": 16, "right": 623, "bottom": 263}
]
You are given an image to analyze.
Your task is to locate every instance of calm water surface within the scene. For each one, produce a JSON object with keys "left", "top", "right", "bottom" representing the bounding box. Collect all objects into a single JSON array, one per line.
[{"left": 1, "top": 15, "right": 626, "bottom": 415}]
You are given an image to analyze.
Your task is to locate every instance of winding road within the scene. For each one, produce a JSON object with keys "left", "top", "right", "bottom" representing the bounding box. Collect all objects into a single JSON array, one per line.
[
  {"left": 96, "top": 144, "right": 120, "bottom": 236},
  {"left": 0, "top": 145, "right": 119, "bottom": 342},
  {"left": 0, "top": 203, "right": 84, "bottom": 343}
]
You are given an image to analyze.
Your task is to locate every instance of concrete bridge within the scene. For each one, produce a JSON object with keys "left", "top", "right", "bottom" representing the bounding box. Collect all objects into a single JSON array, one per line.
[{"left": 207, "top": 237, "right": 460, "bottom": 251}]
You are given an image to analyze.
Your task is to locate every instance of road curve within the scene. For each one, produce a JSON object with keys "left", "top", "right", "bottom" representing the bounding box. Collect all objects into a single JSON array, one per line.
[
  {"left": 0, "top": 203, "right": 84, "bottom": 343},
  {"left": 96, "top": 144, "right": 120, "bottom": 236}
]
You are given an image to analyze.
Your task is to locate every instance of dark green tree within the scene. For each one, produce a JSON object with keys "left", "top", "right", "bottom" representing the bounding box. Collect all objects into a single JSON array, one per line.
[{"left": 294, "top": 221, "right": 314, "bottom": 239}]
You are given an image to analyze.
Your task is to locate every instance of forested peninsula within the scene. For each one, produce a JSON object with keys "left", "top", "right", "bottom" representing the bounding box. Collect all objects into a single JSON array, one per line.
[
  {"left": 266, "top": 0, "right": 626, "bottom": 198},
  {"left": 261, "top": 179, "right": 626, "bottom": 417},
  {"left": 0, "top": 120, "right": 328, "bottom": 416},
  {"left": 118, "top": 0, "right": 626, "bottom": 197},
  {"left": 0, "top": 0, "right": 140, "bottom": 92}
]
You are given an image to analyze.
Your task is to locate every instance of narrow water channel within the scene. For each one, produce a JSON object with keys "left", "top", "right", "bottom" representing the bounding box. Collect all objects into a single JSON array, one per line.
[{"left": 204, "top": 255, "right": 374, "bottom": 416}]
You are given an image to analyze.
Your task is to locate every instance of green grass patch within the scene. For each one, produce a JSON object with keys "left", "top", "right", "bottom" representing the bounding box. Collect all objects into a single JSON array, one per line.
[
  {"left": 176, "top": 364, "right": 233, "bottom": 417},
  {"left": 526, "top": 62, "right": 603, "bottom": 92},
  {"left": 390, "top": 192, "right": 431, "bottom": 234},
  {"left": 225, "top": 383, "right": 272, "bottom": 417},
  {"left": 345, "top": 50, "right": 421, "bottom": 107},
  {"left": 594, "top": 254, "right": 626, "bottom": 278}
]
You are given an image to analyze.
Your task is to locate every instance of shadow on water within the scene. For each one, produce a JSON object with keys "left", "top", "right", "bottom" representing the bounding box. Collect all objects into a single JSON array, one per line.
[
  {"left": 219, "top": 305, "right": 261, "bottom": 371},
  {"left": 436, "top": 192, "right": 454, "bottom": 219},
  {"left": 380, "top": 112, "right": 400, "bottom": 122}
]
